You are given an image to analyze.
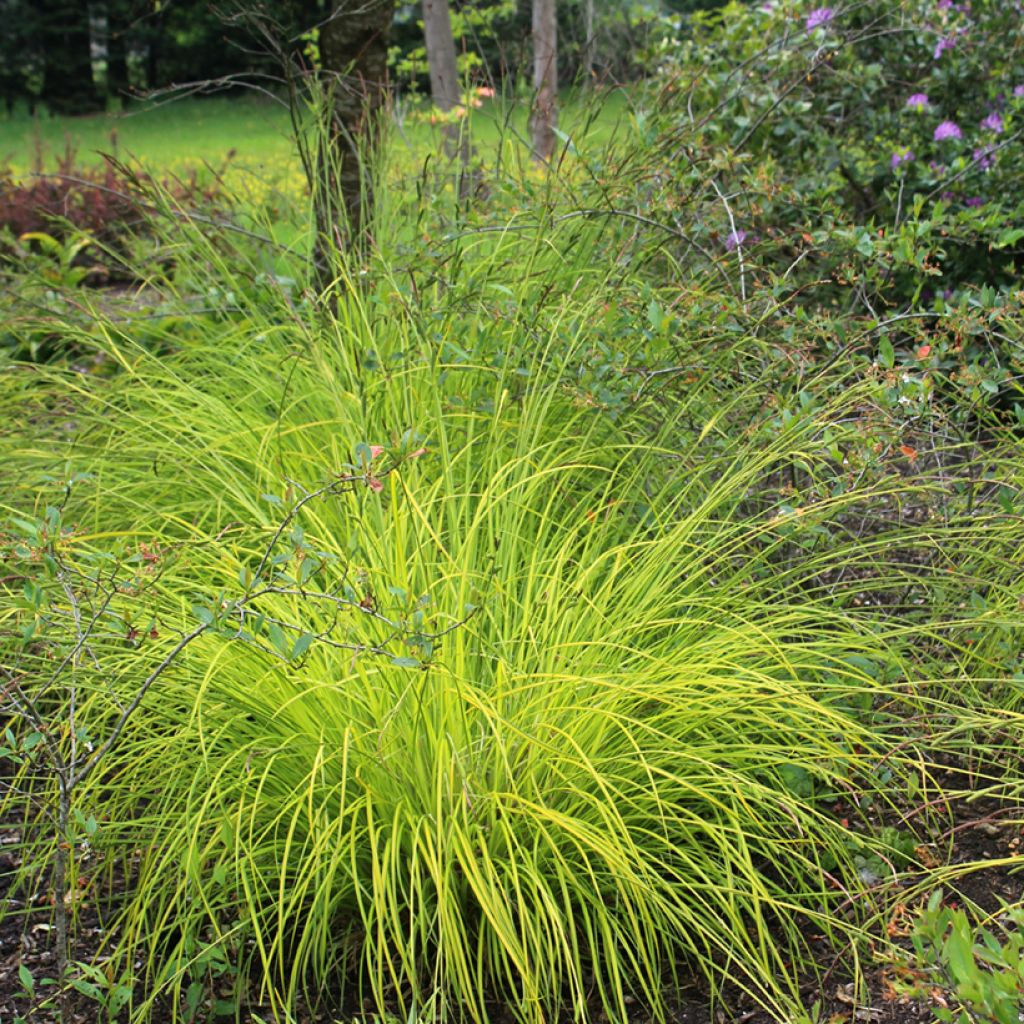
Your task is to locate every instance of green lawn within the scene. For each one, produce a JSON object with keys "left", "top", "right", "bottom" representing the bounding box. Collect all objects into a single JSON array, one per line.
[
  {"left": 0, "top": 90, "right": 632, "bottom": 190},
  {"left": 0, "top": 96, "right": 294, "bottom": 172}
]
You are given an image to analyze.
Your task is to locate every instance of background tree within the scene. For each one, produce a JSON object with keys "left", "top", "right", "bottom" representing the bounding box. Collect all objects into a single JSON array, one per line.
[
  {"left": 38, "top": 0, "right": 103, "bottom": 115},
  {"left": 0, "top": 0, "right": 40, "bottom": 113},
  {"left": 422, "top": 0, "right": 473, "bottom": 196},
  {"left": 102, "top": 2, "right": 133, "bottom": 101},
  {"left": 581, "top": 0, "right": 595, "bottom": 86},
  {"left": 423, "top": 0, "right": 460, "bottom": 116},
  {"left": 531, "top": 0, "right": 558, "bottom": 162},
  {"left": 314, "top": 0, "right": 397, "bottom": 283}
]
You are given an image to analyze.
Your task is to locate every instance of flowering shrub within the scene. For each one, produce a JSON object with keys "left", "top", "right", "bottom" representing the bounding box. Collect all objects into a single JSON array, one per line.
[{"left": 645, "top": 0, "right": 1024, "bottom": 419}]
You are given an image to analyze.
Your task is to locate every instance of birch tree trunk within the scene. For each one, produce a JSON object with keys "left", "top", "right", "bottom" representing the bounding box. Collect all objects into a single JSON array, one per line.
[
  {"left": 531, "top": 0, "right": 558, "bottom": 163},
  {"left": 423, "top": 0, "right": 460, "bottom": 113},
  {"left": 422, "top": 0, "right": 470, "bottom": 195},
  {"left": 582, "top": 0, "right": 595, "bottom": 87},
  {"left": 315, "top": 0, "right": 396, "bottom": 285}
]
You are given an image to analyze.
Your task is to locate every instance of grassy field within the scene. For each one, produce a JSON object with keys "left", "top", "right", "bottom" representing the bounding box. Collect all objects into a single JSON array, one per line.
[
  {"left": 0, "top": 91, "right": 632, "bottom": 202},
  {"left": 0, "top": 96, "right": 296, "bottom": 171}
]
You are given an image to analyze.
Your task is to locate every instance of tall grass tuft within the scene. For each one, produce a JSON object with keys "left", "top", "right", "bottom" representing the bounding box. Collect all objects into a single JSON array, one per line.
[{"left": 6, "top": 274, "right": 962, "bottom": 1023}]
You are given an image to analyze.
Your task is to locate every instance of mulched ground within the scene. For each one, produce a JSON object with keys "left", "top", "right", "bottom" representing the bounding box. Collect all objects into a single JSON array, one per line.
[{"left": 2, "top": 784, "right": 1022, "bottom": 1024}]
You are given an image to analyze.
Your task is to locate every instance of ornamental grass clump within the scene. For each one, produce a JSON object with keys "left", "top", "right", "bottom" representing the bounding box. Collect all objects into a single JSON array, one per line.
[{"left": 3, "top": 251, "right": 993, "bottom": 1024}]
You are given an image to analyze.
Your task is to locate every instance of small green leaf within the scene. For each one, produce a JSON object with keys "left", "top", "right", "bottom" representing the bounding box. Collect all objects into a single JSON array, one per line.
[
  {"left": 878, "top": 337, "right": 895, "bottom": 368},
  {"left": 291, "top": 633, "right": 314, "bottom": 660},
  {"left": 70, "top": 979, "right": 103, "bottom": 1002},
  {"left": 268, "top": 623, "right": 289, "bottom": 657},
  {"left": 185, "top": 981, "right": 205, "bottom": 1016},
  {"left": 994, "top": 227, "right": 1024, "bottom": 249},
  {"left": 391, "top": 656, "right": 421, "bottom": 669},
  {"left": 192, "top": 604, "right": 215, "bottom": 626},
  {"left": 109, "top": 986, "right": 132, "bottom": 1014},
  {"left": 943, "top": 916, "right": 975, "bottom": 984},
  {"left": 18, "top": 964, "right": 34, "bottom": 998}
]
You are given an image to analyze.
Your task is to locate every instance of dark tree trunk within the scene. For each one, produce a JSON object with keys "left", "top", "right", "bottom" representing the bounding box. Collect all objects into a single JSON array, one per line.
[
  {"left": 145, "top": 38, "right": 159, "bottom": 91},
  {"left": 137, "top": 0, "right": 168, "bottom": 92},
  {"left": 107, "top": 21, "right": 131, "bottom": 100},
  {"left": 531, "top": 0, "right": 558, "bottom": 163},
  {"left": 40, "top": 0, "right": 102, "bottom": 115},
  {"left": 314, "top": 0, "right": 396, "bottom": 285}
]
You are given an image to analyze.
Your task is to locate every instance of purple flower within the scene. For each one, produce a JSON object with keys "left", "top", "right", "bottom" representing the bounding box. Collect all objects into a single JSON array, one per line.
[
  {"left": 933, "top": 120, "right": 962, "bottom": 141},
  {"left": 905, "top": 93, "right": 930, "bottom": 111},
  {"left": 928, "top": 160, "right": 947, "bottom": 174},
  {"left": 973, "top": 145, "right": 995, "bottom": 169},
  {"left": 1014, "top": 85, "right": 1024, "bottom": 99},
  {"left": 937, "top": 0, "right": 953, "bottom": 8},
  {"left": 933, "top": 36, "right": 956, "bottom": 58},
  {"left": 891, "top": 147, "right": 915, "bottom": 170},
  {"left": 980, "top": 112, "right": 1004, "bottom": 133},
  {"left": 724, "top": 229, "right": 748, "bottom": 251},
  {"left": 806, "top": 7, "right": 835, "bottom": 30},
  {"left": 940, "top": 190, "right": 956, "bottom": 201},
  {"left": 964, "top": 196, "right": 984, "bottom": 207}
]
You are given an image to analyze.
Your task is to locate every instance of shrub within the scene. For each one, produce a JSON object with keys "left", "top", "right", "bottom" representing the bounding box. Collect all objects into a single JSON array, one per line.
[
  {"left": 893, "top": 891, "right": 1024, "bottom": 1024},
  {"left": 0, "top": 141, "right": 228, "bottom": 255},
  {"left": 639, "top": 0, "right": 1024, "bottom": 421}
]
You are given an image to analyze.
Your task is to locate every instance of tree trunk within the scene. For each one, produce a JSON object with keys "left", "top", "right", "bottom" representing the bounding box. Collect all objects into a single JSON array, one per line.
[
  {"left": 315, "top": 0, "right": 396, "bottom": 286},
  {"left": 423, "top": 0, "right": 460, "bottom": 112},
  {"left": 581, "top": 0, "right": 595, "bottom": 87},
  {"left": 40, "top": 0, "right": 102, "bottom": 115},
  {"left": 422, "top": 0, "right": 471, "bottom": 198},
  {"left": 531, "top": 0, "right": 558, "bottom": 163},
  {"left": 106, "top": 1, "right": 131, "bottom": 102}
]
